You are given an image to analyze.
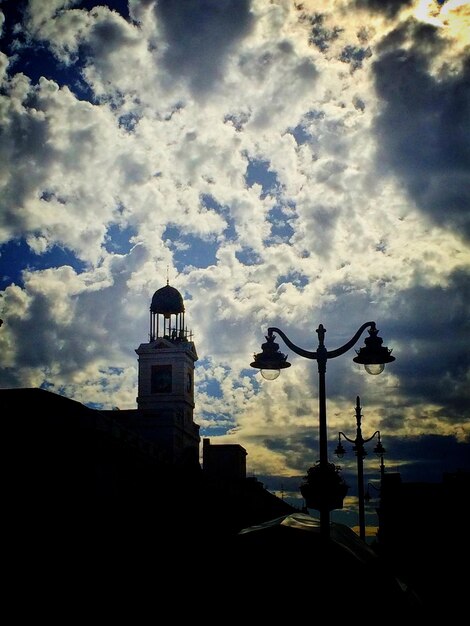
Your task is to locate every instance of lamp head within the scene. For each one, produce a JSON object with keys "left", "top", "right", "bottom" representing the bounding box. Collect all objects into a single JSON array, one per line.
[
  {"left": 374, "top": 441, "right": 385, "bottom": 456},
  {"left": 334, "top": 441, "right": 346, "bottom": 458},
  {"left": 353, "top": 325, "right": 395, "bottom": 375},
  {"left": 250, "top": 332, "right": 291, "bottom": 380}
]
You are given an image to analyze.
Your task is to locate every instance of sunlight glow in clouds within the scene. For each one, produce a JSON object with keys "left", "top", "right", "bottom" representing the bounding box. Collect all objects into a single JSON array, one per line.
[{"left": 415, "top": 0, "right": 470, "bottom": 41}]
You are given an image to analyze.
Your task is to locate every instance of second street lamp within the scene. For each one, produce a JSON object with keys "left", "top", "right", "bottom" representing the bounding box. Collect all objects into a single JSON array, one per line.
[
  {"left": 250, "top": 321, "right": 395, "bottom": 541},
  {"left": 335, "top": 395, "right": 386, "bottom": 542}
]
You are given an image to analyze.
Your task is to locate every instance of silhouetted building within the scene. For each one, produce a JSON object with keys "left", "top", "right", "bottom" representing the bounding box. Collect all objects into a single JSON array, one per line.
[
  {"left": 377, "top": 470, "right": 470, "bottom": 551},
  {"left": 375, "top": 470, "right": 470, "bottom": 615},
  {"left": 200, "top": 437, "right": 295, "bottom": 536},
  {"left": 203, "top": 437, "right": 247, "bottom": 481},
  {"left": 2, "top": 387, "right": 165, "bottom": 507}
]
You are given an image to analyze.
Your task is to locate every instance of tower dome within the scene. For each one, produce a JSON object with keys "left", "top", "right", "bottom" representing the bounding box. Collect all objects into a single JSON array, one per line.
[
  {"left": 148, "top": 281, "right": 190, "bottom": 342},
  {"left": 151, "top": 284, "right": 185, "bottom": 317}
]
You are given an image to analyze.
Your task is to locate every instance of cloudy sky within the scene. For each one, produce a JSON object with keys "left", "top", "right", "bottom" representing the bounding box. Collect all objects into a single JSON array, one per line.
[{"left": 1, "top": 0, "right": 469, "bottom": 530}]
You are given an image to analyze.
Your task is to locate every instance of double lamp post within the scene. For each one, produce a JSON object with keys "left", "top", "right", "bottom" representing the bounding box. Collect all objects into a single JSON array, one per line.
[
  {"left": 334, "top": 395, "right": 385, "bottom": 541},
  {"left": 250, "top": 321, "right": 395, "bottom": 541}
]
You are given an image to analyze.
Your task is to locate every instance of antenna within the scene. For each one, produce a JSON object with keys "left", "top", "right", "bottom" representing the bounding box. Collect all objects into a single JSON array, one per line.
[{"left": 166, "top": 264, "right": 169, "bottom": 285}]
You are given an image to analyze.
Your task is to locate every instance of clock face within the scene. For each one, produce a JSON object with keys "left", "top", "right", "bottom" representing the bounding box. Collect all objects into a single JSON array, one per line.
[{"left": 151, "top": 365, "right": 172, "bottom": 393}]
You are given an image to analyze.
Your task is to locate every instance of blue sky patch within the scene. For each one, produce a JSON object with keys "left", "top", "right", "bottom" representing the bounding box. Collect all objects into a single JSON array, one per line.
[
  {"left": 235, "top": 247, "right": 262, "bottom": 265},
  {"left": 104, "top": 224, "right": 136, "bottom": 254},
  {"left": 77, "top": 0, "right": 130, "bottom": 20},
  {"left": 84, "top": 401, "right": 106, "bottom": 410},
  {"left": 198, "top": 376, "right": 223, "bottom": 398},
  {"left": 0, "top": 238, "right": 86, "bottom": 288},
  {"left": 40, "top": 381, "right": 55, "bottom": 391},
  {"left": 288, "top": 124, "right": 311, "bottom": 146},
  {"left": 200, "top": 424, "right": 233, "bottom": 437},
  {"left": 201, "top": 194, "right": 220, "bottom": 211},
  {"left": 118, "top": 112, "right": 141, "bottom": 132},
  {"left": 275, "top": 271, "right": 308, "bottom": 290},
  {"left": 163, "top": 226, "right": 218, "bottom": 271},
  {"left": 245, "top": 158, "right": 278, "bottom": 198},
  {"left": 240, "top": 368, "right": 262, "bottom": 392},
  {"left": 267, "top": 204, "right": 295, "bottom": 243}
]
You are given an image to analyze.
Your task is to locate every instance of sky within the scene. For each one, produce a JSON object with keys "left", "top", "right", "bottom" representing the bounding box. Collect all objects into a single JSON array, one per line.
[{"left": 0, "top": 0, "right": 469, "bottom": 533}]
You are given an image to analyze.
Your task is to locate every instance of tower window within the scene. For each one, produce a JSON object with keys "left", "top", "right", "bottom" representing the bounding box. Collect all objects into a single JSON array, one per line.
[{"left": 151, "top": 365, "right": 172, "bottom": 393}]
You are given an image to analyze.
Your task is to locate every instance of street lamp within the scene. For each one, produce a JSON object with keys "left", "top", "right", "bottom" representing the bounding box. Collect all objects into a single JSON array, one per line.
[
  {"left": 334, "top": 395, "right": 385, "bottom": 542},
  {"left": 250, "top": 322, "right": 395, "bottom": 540}
]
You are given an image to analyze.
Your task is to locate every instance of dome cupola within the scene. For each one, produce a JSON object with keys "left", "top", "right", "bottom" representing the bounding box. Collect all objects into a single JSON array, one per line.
[
  {"left": 151, "top": 284, "right": 185, "bottom": 317},
  {"left": 149, "top": 280, "right": 191, "bottom": 342}
]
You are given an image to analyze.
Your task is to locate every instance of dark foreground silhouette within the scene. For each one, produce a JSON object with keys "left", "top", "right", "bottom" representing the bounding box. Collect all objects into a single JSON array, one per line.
[
  {"left": 6, "top": 387, "right": 466, "bottom": 618},
  {"left": 224, "top": 512, "right": 422, "bottom": 615}
]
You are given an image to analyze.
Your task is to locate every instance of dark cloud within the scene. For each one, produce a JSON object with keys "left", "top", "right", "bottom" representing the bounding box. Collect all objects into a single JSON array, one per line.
[
  {"left": 258, "top": 434, "right": 470, "bottom": 498},
  {"left": 372, "top": 21, "right": 470, "bottom": 241},
  {"left": 384, "top": 434, "right": 470, "bottom": 482},
  {"left": 330, "top": 434, "right": 470, "bottom": 494},
  {"left": 154, "top": 0, "right": 254, "bottom": 96},
  {"left": 353, "top": 0, "right": 414, "bottom": 19},
  {"left": 382, "top": 268, "right": 470, "bottom": 417},
  {"left": 88, "top": 14, "right": 132, "bottom": 53},
  {"left": 256, "top": 473, "right": 305, "bottom": 494}
]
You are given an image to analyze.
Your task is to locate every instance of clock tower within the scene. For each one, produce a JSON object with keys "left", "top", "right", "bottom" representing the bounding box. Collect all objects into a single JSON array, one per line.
[{"left": 135, "top": 281, "right": 200, "bottom": 468}]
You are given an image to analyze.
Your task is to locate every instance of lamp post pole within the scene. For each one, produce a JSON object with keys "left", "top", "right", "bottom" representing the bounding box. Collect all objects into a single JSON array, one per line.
[
  {"left": 335, "top": 395, "right": 385, "bottom": 541},
  {"left": 250, "top": 322, "right": 395, "bottom": 541}
]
